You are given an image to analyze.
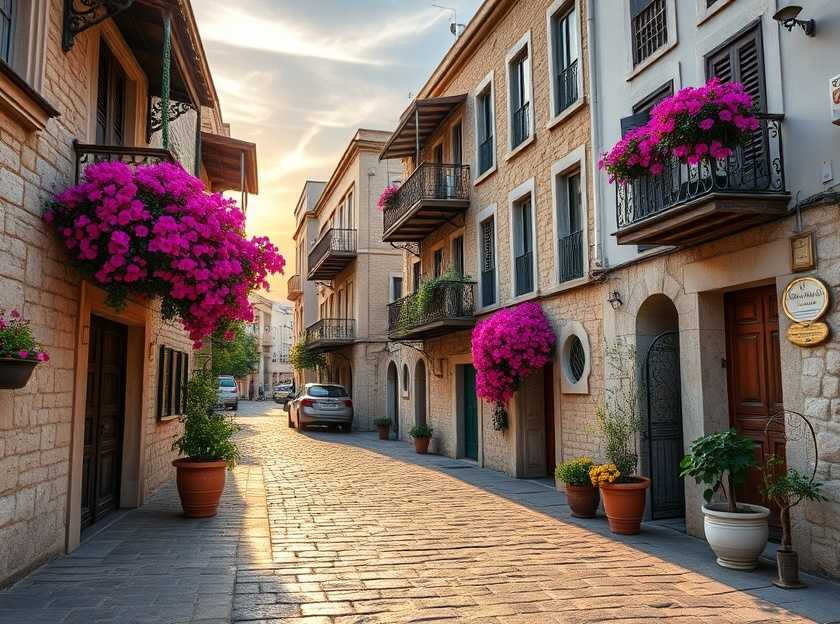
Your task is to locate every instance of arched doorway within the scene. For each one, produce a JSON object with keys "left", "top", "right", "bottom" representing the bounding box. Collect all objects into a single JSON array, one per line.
[
  {"left": 387, "top": 362, "right": 399, "bottom": 437},
  {"left": 414, "top": 360, "right": 427, "bottom": 426},
  {"left": 636, "top": 294, "right": 683, "bottom": 520}
]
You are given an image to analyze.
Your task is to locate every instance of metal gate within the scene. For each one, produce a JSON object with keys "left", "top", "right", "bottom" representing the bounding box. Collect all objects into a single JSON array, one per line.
[{"left": 643, "top": 331, "right": 685, "bottom": 520}]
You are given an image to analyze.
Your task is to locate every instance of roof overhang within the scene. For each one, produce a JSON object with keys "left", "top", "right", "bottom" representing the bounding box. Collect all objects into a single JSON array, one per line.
[
  {"left": 379, "top": 95, "right": 467, "bottom": 160},
  {"left": 200, "top": 132, "right": 258, "bottom": 194}
]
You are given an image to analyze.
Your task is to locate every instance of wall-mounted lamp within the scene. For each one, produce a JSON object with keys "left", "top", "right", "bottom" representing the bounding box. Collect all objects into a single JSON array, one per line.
[
  {"left": 607, "top": 291, "right": 623, "bottom": 310},
  {"left": 773, "top": 5, "right": 815, "bottom": 37}
]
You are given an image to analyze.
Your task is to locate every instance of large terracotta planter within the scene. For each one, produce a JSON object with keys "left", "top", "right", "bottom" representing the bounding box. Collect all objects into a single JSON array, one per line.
[
  {"left": 414, "top": 437, "right": 431, "bottom": 454},
  {"left": 173, "top": 458, "right": 227, "bottom": 518},
  {"left": 0, "top": 358, "right": 38, "bottom": 390},
  {"left": 564, "top": 484, "right": 600, "bottom": 518},
  {"left": 702, "top": 503, "right": 769, "bottom": 570},
  {"left": 599, "top": 476, "right": 651, "bottom": 535},
  {"left": 377, "top": 425, "right": 390, "bottom": 440}
]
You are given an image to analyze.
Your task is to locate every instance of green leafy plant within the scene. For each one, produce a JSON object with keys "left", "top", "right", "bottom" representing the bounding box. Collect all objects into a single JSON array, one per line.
[
  {"left": 0, "top": 309, "right": 49, "bottom": 362},
  {"left": 555, "top": 457, "right": 595, "bottom": 486},
  {"left": 210, "top": 322, "right": 259, "bottom": 378},
  {"left": 595, "top": 341, "right": 643, "bottom": 481},
  {"left": 762, "top": 455, "right": 826, "bottom": 551},
  {"left": 374, "top": 417, "right": 392, "bottom": 428},
  {"left": 409, "top": 423, "right": 434, "bottom": 439},
  {"left": 397, "top": 267, "right": 472, "bottom": 331},
  {"left": 679, "top": 429, "right": 755, "bottom": 512},
  {"left": 172, "top": 370, "right": 240, "bottom": 469},
  {"left": 289, "top": 341, "right": 326, "bottom": 371}
]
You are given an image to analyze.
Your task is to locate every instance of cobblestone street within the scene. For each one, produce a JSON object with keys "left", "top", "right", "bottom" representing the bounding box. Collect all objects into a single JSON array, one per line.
[{"left": 2, "top": 402, "right": 839, "bottom": 623}]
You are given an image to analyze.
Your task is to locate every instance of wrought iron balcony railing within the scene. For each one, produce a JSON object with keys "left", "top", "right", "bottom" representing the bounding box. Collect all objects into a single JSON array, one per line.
[
  {"left": 307, "top": 228, "right": 357, "bottom": 280},
  {"left": 615, "top": 114, "right": 787, "bottom": 239},
  {"left": 388, "top": 280, "right": 476, "bottom": 340},
  {"left": 286, "top": 274, "right": 303, "bottom": 301},
  {"left": 514, "top": 251, "right": 534, "bottom": 296},
  {"left": 511, "top": 102, "right": 530, "bottom": 148},
  {"left": 382, "top": 163, "right": 470, "bottom": 240},
  {"left": 478, "top": 136, "right": 494, "bottom": 175},
  {"left": 305, "top": 319, "right": 355, "bottom": 350},
  {"left": 480, "top": 269, "right": 496, "bottom": 307},
  {"left": 555, "top": 60, "right": 578, "bottom": 115},
  {"left": 74, "top": 140, "right": 176, "bottom": 183},
  {"left": 558, "top": 229, "right": 584, "bottom": 283}
]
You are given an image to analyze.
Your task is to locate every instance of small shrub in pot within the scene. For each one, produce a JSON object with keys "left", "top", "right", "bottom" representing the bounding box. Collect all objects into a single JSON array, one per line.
[
  {"left": 410, "top": 423, "right": 433, "bottom": 454},
  {"left": 374, "top": 417, "right": 392, "bottom": 440},
  {"left": 555, "top": 457, "right": 599, "bottom": 518}
]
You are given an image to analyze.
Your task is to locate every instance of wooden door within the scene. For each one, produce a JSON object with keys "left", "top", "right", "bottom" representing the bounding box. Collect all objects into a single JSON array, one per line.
[
  {"left": 517, "top": 371, "right": 546, "bottom": 478},
  {"left": 82, "top": 316, "right": 127, "bottom": 529},
  {"left": 544, "top": 362, "right": 556, "bottom": 476},
  {"left": 725, "top": 285, "right": 784, "bottom": 528},
  {"left": 462, "top": 365, "right": 478, "bottom": 460}
]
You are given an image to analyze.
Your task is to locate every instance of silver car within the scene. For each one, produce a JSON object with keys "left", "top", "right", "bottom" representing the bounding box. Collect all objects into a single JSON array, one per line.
[
  {"left": 287, "top": 383, "right": 353, "bottom": 431},
  {"left": 217, "top": 376, "right": 239, "bottom": 410}
]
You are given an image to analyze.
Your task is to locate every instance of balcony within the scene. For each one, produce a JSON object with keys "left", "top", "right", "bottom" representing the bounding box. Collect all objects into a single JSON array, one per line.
[
  {"left": 613, "top": 114, "right": 790, "bottom": 247},
  {"left": 307, "top": 228, "right": 357, "bottom": 281},
  {"left": 305, "top": 319, "right": 355, "bottom": 351},
  {"left": 388, "top": 280, "right": 476, "bottom": 340},
  {"left": 74, "top": 141, "right": 175, "bottom": 183},
  {"left": 287, "top": 274, "right": 303, "bottom": 301},
  {"left": 383, "top": 163, "right": 471, "bottom": 242}
]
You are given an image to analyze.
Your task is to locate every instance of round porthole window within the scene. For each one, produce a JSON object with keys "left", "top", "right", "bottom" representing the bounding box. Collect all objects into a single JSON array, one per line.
[{"left": 567, "top": 335, "right": 586, "bottom": 383}]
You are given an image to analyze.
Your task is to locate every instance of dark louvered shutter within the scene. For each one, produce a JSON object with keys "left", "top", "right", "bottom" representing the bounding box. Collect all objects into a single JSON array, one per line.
[
  {"left": 95, "top": 48, "right": 109, "bottom": 144},
  {"left": 480, "top": 217, "right": 496, "bottom": 306}
]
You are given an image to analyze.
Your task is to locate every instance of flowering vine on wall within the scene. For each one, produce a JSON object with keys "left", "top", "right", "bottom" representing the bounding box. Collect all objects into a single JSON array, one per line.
[
  {"left": 45, "top": 162, "right": 285, "bottom": 347},
  {"left": 471, "top": 302, "right": 556, "bottom": 430},
  {"left": 599, "top": 78, "right": 760, "bottom": 183}
]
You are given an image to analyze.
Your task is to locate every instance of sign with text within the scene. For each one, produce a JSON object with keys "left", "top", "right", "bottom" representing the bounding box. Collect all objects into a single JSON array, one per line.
[{"left": 782, "top": 277, "right": 830, "bottom": 324}]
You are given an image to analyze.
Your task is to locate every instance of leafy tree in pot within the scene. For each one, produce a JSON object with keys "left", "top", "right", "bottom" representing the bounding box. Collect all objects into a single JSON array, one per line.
[
  {"left": 679, "top": 429, "right": 755, "bottom": 513},
  {"left": 762, "top": 455, "right": 826, "bottom": 552}
]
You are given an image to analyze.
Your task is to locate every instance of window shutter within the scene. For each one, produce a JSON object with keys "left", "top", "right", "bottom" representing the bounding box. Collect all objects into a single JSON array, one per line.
[
  {"left": 481, "top": 217, "right": 495, "bottom": 271},
  {"left": 620, "top": 110, "right": 650, "bottom": 136},
  {"left": 706, "top": 24, "right": 765, "bottom": 112}
]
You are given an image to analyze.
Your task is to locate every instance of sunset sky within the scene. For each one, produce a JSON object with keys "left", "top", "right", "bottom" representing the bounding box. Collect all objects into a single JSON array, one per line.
[{"left": 191, "top": 0, "right": 483, "bottom": 300}]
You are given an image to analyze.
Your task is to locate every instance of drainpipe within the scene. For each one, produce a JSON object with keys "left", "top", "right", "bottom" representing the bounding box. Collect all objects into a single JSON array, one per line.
[
  {"left": 160, "top": 13, "right": 172, "bottom": 150},
  {"left": 586, "top": 0, "right": 604, "bottom": 270},
  {"left": 415, "top": 107, "right": 420, "bottom": 167}
]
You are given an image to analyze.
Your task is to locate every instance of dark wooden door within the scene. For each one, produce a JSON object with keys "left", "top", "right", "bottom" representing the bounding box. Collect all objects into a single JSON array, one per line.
[
  {"left": 463, "top": 365, "right": 478, "bottom": 461},
  {"left": 82, "top": 316, "right": 127, "bottom": 529},
  {"left": 725, "top": 285, "right": 784, "bottom": 528},
  {"left": 544, "top": 362, "right": 556, "bottom": 476}
]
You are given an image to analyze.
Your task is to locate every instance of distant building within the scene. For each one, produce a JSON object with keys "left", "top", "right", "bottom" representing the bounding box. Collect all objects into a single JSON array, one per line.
[{"left": 270, "top": 302, "right": 294, "bottom": 385}]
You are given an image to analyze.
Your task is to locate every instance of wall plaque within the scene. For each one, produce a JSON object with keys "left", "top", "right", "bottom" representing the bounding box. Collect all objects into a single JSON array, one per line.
[
  {"left": 787, "top": 322, "right": 830, "bottom": 347},
  {"left": 782, "top": 277, "right": 830, "bottom": 323},
  {"left": 790, "top": 232, "right": 816, "bottom": 272}
]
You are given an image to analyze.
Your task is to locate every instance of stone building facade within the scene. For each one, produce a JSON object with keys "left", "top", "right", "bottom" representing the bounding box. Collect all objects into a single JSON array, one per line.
[{"left": 0, "top": 0, "right": 255, "bottom": 585}]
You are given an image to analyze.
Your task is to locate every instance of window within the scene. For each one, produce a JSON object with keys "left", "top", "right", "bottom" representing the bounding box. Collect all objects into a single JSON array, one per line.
[
  {"left": 0, "top": 0, "right": 13, "bottom": 64},
  {"left": 309, "top": 385, "right": 348, "bottom": 398},
  {"left": 550, "top": 3, "right": 579, "bottom": 116},
  {"left": 433, "top": 248, "right": 443, "bottom": 278},
  {"left": 479, "top": 216, "right": 496, "bottom": 306},
  {"left": 412, "top": 261, "right": 421, "bottom": 293},
  {"left": 512, "top": 196, "right": 534, "bottom": 296},
  {"left": 476, "top": 83, "right": 494, "bottom": 175},
  {"left": 390, "top": 275, "right": 403, "bottom": 302},
  {"left": 402, "top": 364, "right": 410, "bottom": 394},
  {"left": 507, "top": 36, "right": 532, "bottom": 149},
  {"left": 631, "top": 0, "right": 668, "bottom": 67},
  {"left": 567, "top": 335, "right": 586, "bottom": 382},
  {"left": 451, "top": 235, "right": 464, "bottom": 276},
  {"left": 556, "top": 171, "right": 583, "bottom": 283},
  {"left": 451, "top": 122, "right": 462, "bottom": 165},
  {"left": 157, "top": 346, "right": 189, "bottom": 420},
  {"left": 96, "top": 42, "right": 127, "bottom": 146}
]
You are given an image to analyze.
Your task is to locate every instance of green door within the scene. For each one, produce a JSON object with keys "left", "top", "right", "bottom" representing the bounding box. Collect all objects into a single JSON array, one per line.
[{"left": 463, "top": 365, "right": 479, "bottom": 460}]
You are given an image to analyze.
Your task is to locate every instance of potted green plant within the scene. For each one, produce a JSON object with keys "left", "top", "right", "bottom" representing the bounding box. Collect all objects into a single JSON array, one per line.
[
  {"left": 374, "top": 416, "right": 392, "bottom": 440},
  {"left": 592, "top": 342, "right": 649, "bottom": 535},
  {"left": 172, "top": 370, "right": 240, "bottom": 518},
  {"left": 679, "top": 429, "right": 768, "bottom": 570},
  {"left": 762, "top": 455, "right": 826, "bottom": 588},
  {"left": 410, "top": 423, "right": 433, "bottom": 454},
  {"left": 0, "top": 309, "right": 49, "bottom": 390},
  {"left": 555, "top": 457, "right": 599, "bottom": 518}
]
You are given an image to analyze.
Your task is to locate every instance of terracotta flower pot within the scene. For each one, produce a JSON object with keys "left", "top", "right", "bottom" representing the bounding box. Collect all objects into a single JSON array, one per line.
[
  {"left": 172, "top": 458, "right": 227, "bottom": 518},
  {"left": 377, "top": 425, "right": 390, "bottom": 440},
  {"left": 564, "top": 484, "right": 600, "bottom": 518},
  {"left": 0, "top": 358, "right": 38, "bottom": 390},
  {"left": 414, "top": 437, "right": 431, "bottom": 454},
  {"left": 599, "top": 476, "right": 651, "bottom": 535}
]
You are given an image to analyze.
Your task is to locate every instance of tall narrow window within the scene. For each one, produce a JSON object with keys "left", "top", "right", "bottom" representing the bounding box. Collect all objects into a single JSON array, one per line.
[
  {"left": 513, "top": 196, "right": 534, "bottom": 296},
  {"left": 0, "top": 0, "right": 13, "bottom": 64},
  {"left": 480, "top": 216, "right": 497, "bottom": 306},
  {"left": 451, "top": 122, "right": 462, "bottom": 165},
  {"left": 551, "top": 6, "right": 578, "bottom": 116},
  {"left": 631, "top": 0, "right": 668, "bottom": 67},
  {"left": 433, "top": 248, "right": 443, "bottom": 278},
  {"left": 96, "top": 43, "right": 127, "bottom": 146},
  {"left": 509, "top": 49, "right": 531, "bottom": 148},
  {"left": 557, "top": 171, "right": 583, "bottom": 283},
  {"left": 476, "top": 86, "right": 494, "bottom": 175},
  {"left": 345, "top": 191, "right": 354, "bottom": 230},
  {"left": 412, "top": 261, "right": 421, "bottom": 293},
  {"left": 451, "top": 235, "right": 464, "bottom": 276},
  {"left": 390, "top": 276, "right": 403, "bottom": 302}
]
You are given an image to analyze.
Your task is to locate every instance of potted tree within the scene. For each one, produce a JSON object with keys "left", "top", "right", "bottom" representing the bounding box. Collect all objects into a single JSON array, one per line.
[
  {"left": 410, "top": 423, "right": 433, "bottom": 454},
  {"left": 679, "top": 429, "right": 769, "bottom": 570},
  {"left": 0, "top": 309, "right": 49, "bottom": 389},
  {"left": 374, "top": 417, "right": 392, "bottom": 440},
  {"left": 592, "top": 342, "right": 649, "bottom": 535},
  {"left": 555, "top": 457, "right": 599, "bottom": 518},
  {"left": 172, "top": 370, "right": 240, "bottom": 518}
]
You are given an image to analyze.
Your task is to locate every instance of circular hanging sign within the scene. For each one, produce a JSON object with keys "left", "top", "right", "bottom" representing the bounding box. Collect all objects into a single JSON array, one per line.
[{"left": 782, "top": 277, "right": 830, "bottom": 323}]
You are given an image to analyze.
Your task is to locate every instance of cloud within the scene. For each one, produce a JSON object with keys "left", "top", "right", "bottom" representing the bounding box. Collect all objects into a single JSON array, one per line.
[{"left": 196, "top": 3, "right": 446, "bottom": 65}]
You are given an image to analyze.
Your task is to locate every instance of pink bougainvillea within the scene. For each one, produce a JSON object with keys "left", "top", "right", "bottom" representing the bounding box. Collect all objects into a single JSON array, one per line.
[
  {"left": 471, "top": 302, "right": 556, "bottom": 413},
  {"left": 376, "top": 184, "right": 400, "bottom": 212},
  {"left": 45, "top": 161, "right": 285, "bottom": 347},
  {"left": 599, "top": 78, "right": 759, "bottom": 183}
]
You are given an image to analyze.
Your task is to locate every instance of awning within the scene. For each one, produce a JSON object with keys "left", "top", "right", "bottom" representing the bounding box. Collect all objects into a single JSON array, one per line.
[
  {"left": 379, "top": 94, "right": 467, "bottom": 160},
  {"left": 200, "top": 132, "right": 258, "bottom": 194}
]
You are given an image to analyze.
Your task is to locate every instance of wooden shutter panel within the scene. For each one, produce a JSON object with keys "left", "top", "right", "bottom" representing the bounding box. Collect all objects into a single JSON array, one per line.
[{"left": 706, "top": 24, "right": 766, "bottom": 112}]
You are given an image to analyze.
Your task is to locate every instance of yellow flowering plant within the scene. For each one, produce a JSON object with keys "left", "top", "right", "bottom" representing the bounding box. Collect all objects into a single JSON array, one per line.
[
  {"left": 589, "top": 463, "right": 620, "bottom": 487},
  {"left": 554, "top": 456, "right": 594, "bottom": 486}
]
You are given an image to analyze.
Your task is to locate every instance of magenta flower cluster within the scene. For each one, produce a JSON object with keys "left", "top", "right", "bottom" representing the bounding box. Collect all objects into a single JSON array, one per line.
[
  {"left": 376, "top": 184, "right": 400, "bottom": 212},
  {"left": 0, "top": 309, "right": 49, "bottom": 362},
  {"left": 45, "top": 162, "right": 285, "bottom": 347},
  {"left": 599, "top": 78, "right": 759, "bottom": 183},
  {"left": 471, "top": 302, "right": 556, "bottom": 405}
]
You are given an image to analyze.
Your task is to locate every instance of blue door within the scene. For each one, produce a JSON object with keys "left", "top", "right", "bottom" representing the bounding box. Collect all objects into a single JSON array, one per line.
[{"left": 463, "top": 365, "right": 478, "bottom": 460}]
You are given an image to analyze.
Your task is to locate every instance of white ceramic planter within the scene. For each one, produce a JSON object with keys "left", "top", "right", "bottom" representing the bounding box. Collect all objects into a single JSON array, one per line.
[{"left": 702, "top": 503, "right": 770, "bottom": 570}]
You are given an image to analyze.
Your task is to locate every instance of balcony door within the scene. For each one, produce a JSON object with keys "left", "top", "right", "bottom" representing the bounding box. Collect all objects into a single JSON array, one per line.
[{"left": 96, "top": 42, "right": 127, "bottom": 146}]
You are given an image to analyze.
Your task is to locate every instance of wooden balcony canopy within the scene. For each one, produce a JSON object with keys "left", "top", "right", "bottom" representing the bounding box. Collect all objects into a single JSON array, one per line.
[
  {"left": 200, "top": 132, "right": 258, "bottom": 194},
  {"left": 379, "top": 95, "right": 467, "bottom": 161}
]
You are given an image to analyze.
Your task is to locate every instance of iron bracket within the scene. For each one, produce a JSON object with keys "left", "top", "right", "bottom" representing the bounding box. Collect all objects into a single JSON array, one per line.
[
  {"left": 147, "top": 97, "right": 195, "bottom": 143},
  {"left": 391, "top": 340, "right": 444, "bottom": 377},
  {"left": 390, "top": 242, "right": 421, "bottom": 258},
  {"left": 63, "top": 0, "right": 134, "bottom": 52}
]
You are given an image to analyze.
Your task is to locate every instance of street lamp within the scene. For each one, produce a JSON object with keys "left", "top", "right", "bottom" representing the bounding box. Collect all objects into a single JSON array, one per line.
[{"left": 772, "top": 5, "right": 815, "bottom": 37}]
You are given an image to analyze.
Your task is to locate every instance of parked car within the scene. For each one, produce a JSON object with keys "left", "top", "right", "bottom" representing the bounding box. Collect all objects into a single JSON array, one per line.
[
  {"left": 286, "top": 383, "right": 353, "bottom": 431},
  {"left": 217, "top": 376, "right": 239, "bottom": 410},
  {"left": 273, "top": 383, "right": 294, "bottom": 404}
]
